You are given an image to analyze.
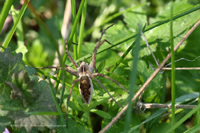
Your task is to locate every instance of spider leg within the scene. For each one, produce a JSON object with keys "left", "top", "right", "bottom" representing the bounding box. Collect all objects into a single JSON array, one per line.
[
  {"left": 36, "top": 65, "right": 79, "bottom": 77},
  {"left": 92, "top": 73, "right": 129, "bottom": 94},
  {"left": 36, "top": 66, "right": 59, "bottom": 69},
  {"left": 89, "top": 23, "right": 115, "bottom": 71},
  {"left": 64, "top": 65, "right": 79, "bottom": 77},
  {"left": 66, "top": 78, "right": 80, "bottom": 128},
  {"left": 88, "top": 72, "right": 123, "bottom": 108},
  {"left": 89, "top": 39, "right": 112, "bottom": 71},
  {"left": 66, "top": 44, "right": 79, "bottom": 69}
]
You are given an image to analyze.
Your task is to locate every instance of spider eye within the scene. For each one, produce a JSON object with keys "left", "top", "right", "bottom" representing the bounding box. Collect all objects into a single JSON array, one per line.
[{"left": 79, "top": 65, "right": 84, "bottom": 73}]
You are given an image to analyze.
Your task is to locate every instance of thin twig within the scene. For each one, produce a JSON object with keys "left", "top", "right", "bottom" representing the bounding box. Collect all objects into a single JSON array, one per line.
[
  {"left": 161, "top": 98, "right": 199, "bottom": 118},
  {"left": 149, "top": 55, "right": 200, "bottom": 71},
  {"left": 92, "top": 73, "right": 129, "bottom": 94},
  {"left": 140, "top": 29, "right": 160, "bottom": 66},
  {"left": 36, "top": 65, "right": 79, "bottom": 77},
  {"left": 136, "top": 101, "right": 196, "bottom": 109},
  {"left": 164, "top": 56, "right": 200, "bottom": 67},
  {"left": 163, "top": 67, "right": 200, "bottom": 70},
  {"left": 99, "top": 19, "right": 200, "bottom": 133}
]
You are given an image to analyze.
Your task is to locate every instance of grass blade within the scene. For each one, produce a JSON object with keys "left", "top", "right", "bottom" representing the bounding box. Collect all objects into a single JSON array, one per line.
[
  {"left": 165, "top": 104, "right": 200, "bottom": 133},
  {"left": 78, "top": 0, "right": 87, "bottom": 59},
  {"left": 170, "top": 2, "right": 175, "bottom": 133},
  {"left": 48, "top": 76, "right": 67, "bottom": 132},
  {"left": 2, "top": 0, "right": 29, "bottom": 52},
  {"left": 124, "top": 24, "right": 141, "bottom": 131},
  {"left": 0, "top": 0, "right": 14, "bottom": 33}
]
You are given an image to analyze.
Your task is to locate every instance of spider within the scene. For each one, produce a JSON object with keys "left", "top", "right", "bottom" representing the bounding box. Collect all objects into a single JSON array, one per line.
[{"left": 39, "top": 23, "right": 129, "bottom": 128}]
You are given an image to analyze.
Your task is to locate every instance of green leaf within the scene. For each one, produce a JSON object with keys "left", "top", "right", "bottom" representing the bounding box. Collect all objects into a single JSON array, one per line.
[
  {"left": 90, "top": 109, "right": 111, "bottom": 119},
  {"left": 123, "top": 6, "right": 147, "bottom": 32},
  {"left": 26, "top": 66, "right": 36, "bottom": 75},
  {"left": 103, "top": 112, "right": 140, "bottom": 133},
  {"left": 68, "top": 101, "right": 82, "bottom": 111},
  {"left": 130, "top": 60, "right": 163, "bottom": 103},
  {"left": 0, "top": 48, "right": 57, "bottom": 132},
  {"left": 25, "top": 41, "right": 49, "bottom": 67},
  {"left": 97, "top": 60, "right": 106, "bottom": 73},
  {"left": 0, "top": 116, "right": 11, "bottom": 132},
  {"left": 67, "top": 118, "right": 91, "bottom": 133},
  {"left": 145, "top": 1, "right": 200, "bottom": 56},
  {"left": 0, "top": 48, "right": 25, "bottom": 94}
]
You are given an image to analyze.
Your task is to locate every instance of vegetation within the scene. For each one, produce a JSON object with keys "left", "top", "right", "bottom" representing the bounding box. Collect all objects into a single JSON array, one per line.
[{"left": 0, "top": 0, "right": 200, "bottom": 132}]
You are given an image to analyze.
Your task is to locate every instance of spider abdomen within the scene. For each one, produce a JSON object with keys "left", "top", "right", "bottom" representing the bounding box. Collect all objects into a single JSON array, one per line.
[{"left": 79, "top": 75, "right": 93, "bottom": 104}]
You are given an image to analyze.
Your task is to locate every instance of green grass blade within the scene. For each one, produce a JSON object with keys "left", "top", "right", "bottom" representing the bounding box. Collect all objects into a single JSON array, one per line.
[
  {"left": 124, "top": 25, "right": 141, "bottom": 131},
  {"left": 165, "top": 104, "right": 200, "bottom": 133},
  {"left": 71, "top": 0, "right": 78, "bottom": 60},
  {"left": 0, "top": 0, "right": 14, "bottom": 33},
  {"left": 11, "top": 6, "right": 26, "bottom": 60},
  {"left": 170, "top": 2, "right": 175, "bottom": 133},
  {"left": 184, "top": 123, "right": 200, "bottom": 133},
  {"left": 48, "top": 76, "right": 67, "bottom": 132},
  {"left": 110, "top": 42, "right": 133, "bottom": 72},
  {"left": 77, "top": 0, "right": 87, "bottom": 59},
  {"left": 63, "top": 0, "right": 86, "bottom": 58},
  {"left": 2, "top": 0, "right": 29, "bottom": 52},
  {"left": 25, "top": 111, "right": 60, "bottom": 115},
  {"left": 194, "top": 93, "right": 200, "bottom": 131}
]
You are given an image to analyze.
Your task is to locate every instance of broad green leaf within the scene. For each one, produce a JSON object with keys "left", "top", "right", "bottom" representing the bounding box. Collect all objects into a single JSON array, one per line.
[
  {"left": 68, "top": 101, "right": 82, "bottom": 111},
  {"left": 97, "top": 60, "right": 106, "bottom": 73},
  {"left": 25, "top": 41, "right": 49, "bottom": 67},
  {"left": 90, "top": 109, "right": 111, "bottom": 119},
  {"left": 145, "top": 0, "right": 200, "bottom": 56},
  {"left": 67, "top": 118, "right": 91, "bottom": 133},
  {"left": 0, "top": 48, "right": 57, "bottom": 132},
  {"left": 123, "top": 6, "right": 147, "bottom": 32},
  {"left": 0, "top": 116, "right": 11, "bottom": 132}
]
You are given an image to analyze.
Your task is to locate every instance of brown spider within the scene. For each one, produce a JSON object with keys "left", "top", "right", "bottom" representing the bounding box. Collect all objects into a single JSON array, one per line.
[
  {"left": 39, "top": 23, "right": 129, "bottom": 128},
  {"left": 64, "top": 23, "right": 129, "bottom": 127}
]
